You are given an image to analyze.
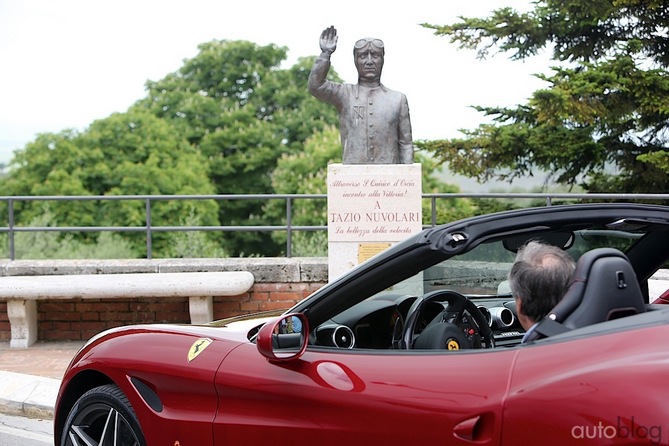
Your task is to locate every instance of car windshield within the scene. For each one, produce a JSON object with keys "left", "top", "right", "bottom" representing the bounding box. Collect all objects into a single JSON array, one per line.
[{"left": 374, "top": 226, "right": 644, "bottom": 300}]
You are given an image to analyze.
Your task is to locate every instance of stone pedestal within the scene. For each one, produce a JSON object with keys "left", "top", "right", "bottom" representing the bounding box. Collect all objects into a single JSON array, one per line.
[
  {"left": 327, "top": 163, "right": 422, "bottom": 281},
  {"left": 7, "top": 300, "right": 37, "bottom": 348}
]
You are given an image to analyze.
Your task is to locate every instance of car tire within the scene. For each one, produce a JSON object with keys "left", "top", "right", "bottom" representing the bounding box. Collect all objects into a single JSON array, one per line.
[{"left": 60, "top": 383, "right": 147, "bottom": 446}]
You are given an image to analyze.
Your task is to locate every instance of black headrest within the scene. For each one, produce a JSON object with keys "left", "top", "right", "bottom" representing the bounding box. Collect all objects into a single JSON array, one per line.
[{"left": 547, "top": 248, "right": 645, "bottom": 329}]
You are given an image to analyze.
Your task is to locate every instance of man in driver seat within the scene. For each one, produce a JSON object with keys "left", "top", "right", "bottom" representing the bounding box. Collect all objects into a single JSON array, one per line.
[{"left": 508, "top": 241, "right": 576, "bottom": 343}]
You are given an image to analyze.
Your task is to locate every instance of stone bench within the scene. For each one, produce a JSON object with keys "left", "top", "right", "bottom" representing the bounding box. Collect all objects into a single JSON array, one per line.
[{"left": 0, "top": 271, "right": 255, "bottom": 348}]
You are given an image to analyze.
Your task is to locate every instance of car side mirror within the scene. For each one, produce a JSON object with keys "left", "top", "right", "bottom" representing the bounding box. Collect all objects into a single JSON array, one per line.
[{"left": 257, "top": 313, "right": 309, "bottom": 361}]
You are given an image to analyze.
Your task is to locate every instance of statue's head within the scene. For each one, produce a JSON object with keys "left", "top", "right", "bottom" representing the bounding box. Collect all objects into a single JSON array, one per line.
[{"left": 353, "top": 38, "right": 384, "bottom": 83}]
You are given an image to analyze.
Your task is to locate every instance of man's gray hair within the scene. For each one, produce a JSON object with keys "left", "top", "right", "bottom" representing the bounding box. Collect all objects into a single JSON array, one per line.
[{"left": 508, "top": 240, "right": 576, "bottom": 322}]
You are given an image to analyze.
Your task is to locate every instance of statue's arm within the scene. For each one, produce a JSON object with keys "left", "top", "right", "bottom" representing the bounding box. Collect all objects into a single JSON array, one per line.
[
  {"left": 308, "top": 53, "right": 332, "bottom": 97},
  {"left": 308, "top": 26, "right": 342, "bottom": 107},
  {"left": 398, "top": 94, "right": 414, "bottom": 164}
]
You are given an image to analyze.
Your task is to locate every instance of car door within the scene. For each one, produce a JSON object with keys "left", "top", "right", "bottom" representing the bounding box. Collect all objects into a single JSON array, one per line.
[
  {"left": 212, "top": 342, "right": 517, "bottom": 445},
  {"left": 501, "top": 326, "right": 669, "bottom": 445}
]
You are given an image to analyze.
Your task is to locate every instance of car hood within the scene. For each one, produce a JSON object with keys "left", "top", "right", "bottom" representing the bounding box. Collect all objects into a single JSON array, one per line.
[
  {"left": 66, "top": 311, "right": 281, "bottom": 374},
  {"left": 85, "top": 311, "right": 279, "bottom": 348}
]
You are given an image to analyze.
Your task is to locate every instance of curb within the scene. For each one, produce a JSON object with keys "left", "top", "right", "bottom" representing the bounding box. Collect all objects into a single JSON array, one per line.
[{"left": 0, "top": 371, "right": 58, "bottom": 419}]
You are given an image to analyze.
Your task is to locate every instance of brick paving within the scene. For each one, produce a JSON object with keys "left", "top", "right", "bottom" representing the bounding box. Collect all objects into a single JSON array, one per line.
[{"left": 0, "top": 341, "right": 84, "bottom": 379}]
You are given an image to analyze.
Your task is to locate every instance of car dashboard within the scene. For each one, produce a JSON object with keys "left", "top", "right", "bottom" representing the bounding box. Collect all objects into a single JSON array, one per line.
[{"left": 313, "top": 293, "right": 525, "bottom": 350}]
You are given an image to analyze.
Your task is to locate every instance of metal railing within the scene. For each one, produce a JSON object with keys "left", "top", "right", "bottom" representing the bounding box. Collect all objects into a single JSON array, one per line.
[{"left": 1, "top": 192, "right": 668, "bottom": 259}]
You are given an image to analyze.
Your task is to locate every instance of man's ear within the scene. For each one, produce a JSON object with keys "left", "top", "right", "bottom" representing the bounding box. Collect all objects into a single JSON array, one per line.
[{"left": 514, "top": 297, "right": 535, "bottom": 331}]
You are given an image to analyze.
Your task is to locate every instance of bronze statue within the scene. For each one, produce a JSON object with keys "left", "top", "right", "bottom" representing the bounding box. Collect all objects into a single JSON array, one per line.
[{"left": 308, "top": 26, "right": 414, "bottom": 164}]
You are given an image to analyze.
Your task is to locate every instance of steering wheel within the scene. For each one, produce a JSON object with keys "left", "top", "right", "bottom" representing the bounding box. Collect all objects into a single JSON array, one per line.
[{"left": 400, "top": 290, "right": 494, "bottom": 350}]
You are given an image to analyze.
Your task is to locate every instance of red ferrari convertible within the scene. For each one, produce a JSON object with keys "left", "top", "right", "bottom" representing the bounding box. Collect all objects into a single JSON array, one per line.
[{"left": 55, "top": 203, "right": 669, "bottom": 445}]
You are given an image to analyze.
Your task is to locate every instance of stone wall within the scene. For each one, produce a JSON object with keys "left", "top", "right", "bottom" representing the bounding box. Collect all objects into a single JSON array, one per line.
[{"left": 0, "top": 258, "right": 328, "bottom": 342}]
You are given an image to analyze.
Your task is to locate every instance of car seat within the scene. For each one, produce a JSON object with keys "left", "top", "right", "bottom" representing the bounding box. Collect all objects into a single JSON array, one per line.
[{"left": 525, "top": 248, "right": 646, "bottom": 342}]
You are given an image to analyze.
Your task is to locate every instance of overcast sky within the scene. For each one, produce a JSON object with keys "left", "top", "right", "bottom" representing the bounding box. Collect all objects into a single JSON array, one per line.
[{"left": 0, "top": 0, "right": 552, "bottom": 174}]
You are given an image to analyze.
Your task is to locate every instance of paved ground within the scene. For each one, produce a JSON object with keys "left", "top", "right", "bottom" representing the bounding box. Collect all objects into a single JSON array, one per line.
[
  {"left": 0, "top": 341, "right": 83, "bottom": 380},
  {"left": 0, "top": 341, "right": 83, "bottom": 419}
]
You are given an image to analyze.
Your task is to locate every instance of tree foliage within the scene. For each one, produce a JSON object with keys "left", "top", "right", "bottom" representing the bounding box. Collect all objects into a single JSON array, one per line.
[
  {"left": 1, "top": 110, "right": 219, "bottom": 255},
  {"left": 420, "top": 0, "right": 669, "bottom": 193},
  {"left": 135, "top": 41, "right": 339, "bottom": 255},
  {"left": 266, "top": 125, "right": 341, "bottom": 256},
  {"left": 1, "top": 40, "right": 339, "bottom": 257}
]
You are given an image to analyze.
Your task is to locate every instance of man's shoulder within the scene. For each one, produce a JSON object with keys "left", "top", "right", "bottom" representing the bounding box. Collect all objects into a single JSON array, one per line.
[{"left": 379, "top": 85, "right": 408, "bottom": 99}]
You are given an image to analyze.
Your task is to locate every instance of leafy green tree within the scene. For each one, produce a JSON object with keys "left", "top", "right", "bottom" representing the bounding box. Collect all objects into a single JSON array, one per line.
[
  {"left": 1, "top": 110, "right": 219, "bottom": 256},
  {"left": 136, "top": 41, "right": 339, "bottom": 255},
  {"left": 266, "top": 125, "right": 341, "bottom": 256},
  {"left": 420, "top": 0, "right": 669, "bottom": 194},
  {"left": 2, "top": 40, "right": 339, "bottom": 258}
]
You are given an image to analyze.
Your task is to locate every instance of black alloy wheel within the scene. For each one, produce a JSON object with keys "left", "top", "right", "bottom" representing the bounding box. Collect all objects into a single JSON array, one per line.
[{"left": 61, "top": 384, "right": 146, "bottom": 446}]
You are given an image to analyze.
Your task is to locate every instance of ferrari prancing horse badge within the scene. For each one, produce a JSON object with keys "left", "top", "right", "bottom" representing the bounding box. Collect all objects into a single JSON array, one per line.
[{"left": 188, "top": 338, "right": 213, "bottom": 362}]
